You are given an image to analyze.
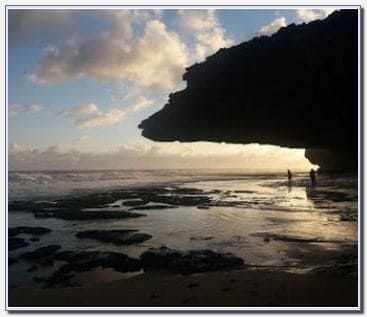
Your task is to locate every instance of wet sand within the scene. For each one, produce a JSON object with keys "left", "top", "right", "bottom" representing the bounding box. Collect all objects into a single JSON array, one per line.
[{"left": 8, "top": 269, "right": 358, "bottom": 308}]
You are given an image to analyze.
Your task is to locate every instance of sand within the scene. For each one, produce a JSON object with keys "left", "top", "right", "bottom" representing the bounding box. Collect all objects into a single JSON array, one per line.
[{"left": 8, "top": 269, "right": 358, "bottom": 309}]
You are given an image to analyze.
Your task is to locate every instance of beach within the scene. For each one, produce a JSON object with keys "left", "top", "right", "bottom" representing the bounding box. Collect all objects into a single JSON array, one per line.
[{"left": 7, "top": 170, "right": 358, "bottom": 308}]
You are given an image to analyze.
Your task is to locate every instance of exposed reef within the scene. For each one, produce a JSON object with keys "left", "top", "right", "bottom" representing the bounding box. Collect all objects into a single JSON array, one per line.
[
  {"left": 9, "top": 226, "right": 51, "bottom": 237},
  {"left": 8, "top": 186, "right": 217, "bottom": 219},
  {"left": 46, "top": 251, "right": 142, "bottom": 287},
  {"left": 9, "top": 237, "right": 30, "bottom": 251},
  {"left": 140, "top": 246, "right": 244, "bottom": 274},
  {"left": 139, "top": 10, "right": 358, "bottom": 173},
  {"left": 19, "top": 246, "right": 244, "bottom": 287},
  {"left": 75, "top": 230, "right": 152, "bottom": 246}
]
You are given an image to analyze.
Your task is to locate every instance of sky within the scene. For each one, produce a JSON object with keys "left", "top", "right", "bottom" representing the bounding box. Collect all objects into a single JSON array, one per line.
[{"left": 7, "top": 7, "right": 336, "bottom": 171}]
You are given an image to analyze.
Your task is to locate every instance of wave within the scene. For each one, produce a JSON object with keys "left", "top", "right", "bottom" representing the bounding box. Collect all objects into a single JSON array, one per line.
[
  {"left": 9, "top": 172, "right": 55, "bottom": 184},
  {"left": 8, "top": 170, "right": 134, "bottom": 185},
  {"left": 7, "top": 169, "right": 252, "bottom": 186}
]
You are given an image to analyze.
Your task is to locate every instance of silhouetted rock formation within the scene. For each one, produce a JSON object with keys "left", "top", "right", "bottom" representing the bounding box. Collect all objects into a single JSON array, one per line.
[
  {"left": 140, "top": 246, "right": 244, "bottom": 274},
  {"left": 139, "top": 10, "right": 358, "bottom": 172},
  {"left": 75, "top": 229, "right": 152, "bottom": 245}
]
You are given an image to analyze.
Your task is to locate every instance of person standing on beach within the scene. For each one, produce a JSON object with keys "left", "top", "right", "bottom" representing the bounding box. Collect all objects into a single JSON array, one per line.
[
  {"left": 287, "top": 169, "right": 292, "bottom": 185},
  {"left": 309, "top": 169, "right": 317, "bottom": 185}
]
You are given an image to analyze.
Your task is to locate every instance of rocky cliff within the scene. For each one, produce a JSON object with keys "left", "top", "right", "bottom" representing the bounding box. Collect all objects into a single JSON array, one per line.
[{"left": 139, "top": 10, "right": 359, "bottom": 172}]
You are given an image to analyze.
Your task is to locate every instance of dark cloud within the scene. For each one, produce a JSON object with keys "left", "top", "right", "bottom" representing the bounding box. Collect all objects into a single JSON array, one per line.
[{"left": 8, "top": 10, "right": 74, "bottom": 46}]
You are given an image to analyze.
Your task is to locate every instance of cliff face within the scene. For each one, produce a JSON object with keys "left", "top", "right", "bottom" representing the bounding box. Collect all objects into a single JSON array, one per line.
[{"left": 139, "top": 10, "right": 359, "bottom": 172}]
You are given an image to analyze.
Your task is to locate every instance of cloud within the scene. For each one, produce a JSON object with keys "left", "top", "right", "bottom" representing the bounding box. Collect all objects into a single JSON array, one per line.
[
  {"left": 77, "top": 135, "right": 90, "bottom": 142},
  {"left": 9, "top": 104, "right": 42, "bottom": 117},
  {"left": 131, "top": 96, "right": 154, "bottom": 112},
  {"left": 62, "top": 103, "right": 99, "bottom": 117},
  {"left": 8, "top": 10, "right": 74, "bottom": 46},
  {"left": 61, "top": 103, "right": 127, "bottom": 129},
  {"left": 9, "top": 143, "right": 22, "bottom": 154},
  {"left": 177, "top": 10, "right": 233, "bottom": 61},
  {"left": 296, "top": 9, "right": 335, "bottom": 23},
  {"left": 76, "top": 108, "right": 126, "bottom": 129},
  {"left": 43, "top": 143, "right": 70, "bottom": 153},
  {"left": 259, "top": 17, "right": 287, "bottom": 36},
  {"left": 30, "top": 10, "right": 188, "bottom": 90},
  {"left": 8, "top": 142, "right": 316, "bottom": 171}
]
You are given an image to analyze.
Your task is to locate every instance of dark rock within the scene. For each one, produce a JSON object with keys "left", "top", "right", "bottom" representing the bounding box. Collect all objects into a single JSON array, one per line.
[
  {"left": 139, "top": 10, "right": 358, "bottom": 173},
  {"left": 9, "top": 237, "right": 30, "bottom": 251},
  {"left": 34, "top": 209, "right": 145, "bottom": 221},
  {"left": 22, "top": 245, "right": 61, "bottom": 262},
  {"left": 30, "top": 237, "right": 40, "bottom": 242},
  {"left": 75, "top": 230, "right": 152, "bottom": 245},
  {"left": 234, "top": 190, "right": 255, "bottom": 194},
  {"left": 8, "top": 226, "right": 51, "bottom": 237},
  {"left": 132, "top": 187, "right": 212, "bottom": 207},
  {"left": 8, "top": 200, "right": 56, "bottom": 212},
  {"left": 46, "top": 251, "right": 142, "bottom": 287},
  {"left": 339, "top": 213, "right": 357, "bottom": 221},
  {"left": 129, "top": 204, "right": 177, "bottom": 211},
  {"left": 306, "top": 187, "right": 356, "bottom": 204},
  {"left": 305, "top": 149, "right": 357, "bottom": 173},
  {"left": 197, "top": 205, "right": 210, "bottom": 209},
  {"left": 27, "top": 265, "right": 38, "bottom": 272},
  {"left": 187, "top": 283, "right": 199, "bottom": 288},
  {"left": 33, "top": 276, "right": 45, "bottom": 283},
  {"left": 122, "top": 233, "right": 152, "bottom": 245},
  {"left": 252, "top": 232, "right": 341, "bottom": 243},
  {"left": 9, "top": 187, "right": 217, "bottom": 219},
  {"left": 122, "top": 199, "right": 149, "bottom": 206},
  {"left": 190, "top": 235, "right": 213, "bottom": 241},
  {"left": 8, "top": 257, "right": 18, "bottom": 265},
  {"left": 53, "top": 250, "right": 79, "bottom": 262},
  {"left": 140, "top": 246, "right": 244, "bottom": 274},
  {"left": 9, "top": 191, "right": 136, "bottom": 212}
]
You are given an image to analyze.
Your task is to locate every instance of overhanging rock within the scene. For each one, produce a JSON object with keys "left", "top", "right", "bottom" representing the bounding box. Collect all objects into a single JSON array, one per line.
[{"left": 139, "top": 10, "right": 358, "bottom": 172}]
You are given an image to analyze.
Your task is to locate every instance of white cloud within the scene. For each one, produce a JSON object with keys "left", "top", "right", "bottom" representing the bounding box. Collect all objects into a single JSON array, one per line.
[
  {"left": 77, "top": 108, "right": 126, "bottom": 129},
  {"left": 8, "top": 142, "right": 316, "bottom": 171},
  {"left": 9, "top": 104, "right": 42, "bottom": 117},
  {"left": 62, "top": 103, "right": 99, "bottom": 117},
  {"left": 44, "top": 143, "right": 70, "bottom": 154},
  {"left": 9, "top": 143, "right": 22, "bottom": 154},
  {"left": 30, "top": 11, "right": 188, "bottom": 90},
  {"left": 296, "top": 9, "right": 335, "bottom": 23},
  {"left": 77, "top": 135, "right": 90, "bottom": 142},
  {"left": 259, "top": 17, "right": 287, "bottom": 36},
  {"left": 62, "top": 103, "right": 127, "bottom": 129},
  {"left": 177, "top": 10, "right": 233, "bottom": 61},
  {"left": 131, "top": 96, "right": 154, "bottom": 112}
]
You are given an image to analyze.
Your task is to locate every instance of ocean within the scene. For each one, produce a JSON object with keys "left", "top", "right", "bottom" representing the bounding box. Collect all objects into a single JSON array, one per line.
[{"left": 8, "top": 169, "right": 358, "bottom": 288}]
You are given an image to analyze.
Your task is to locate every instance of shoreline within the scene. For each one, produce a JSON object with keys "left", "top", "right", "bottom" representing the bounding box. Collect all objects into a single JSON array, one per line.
[{"left": 8, "top": 269, "right": 358, "bottom": 308}]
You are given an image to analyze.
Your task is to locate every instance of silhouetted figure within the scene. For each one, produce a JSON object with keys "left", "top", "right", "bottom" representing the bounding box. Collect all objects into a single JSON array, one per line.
[
  {"left": 287, "top": 169, "right": 292, "bottom": 185},
  {"left": 309, "top": 169, "right": 317, "bottom": 185}
]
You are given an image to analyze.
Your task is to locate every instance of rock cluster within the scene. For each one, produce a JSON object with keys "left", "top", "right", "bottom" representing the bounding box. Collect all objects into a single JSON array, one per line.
[
  {"left": 140, "top": 246, "right": 244, "bottom": 274},
  {"left": 75, "top": 230, "right": 152, "bottom": 246}
]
